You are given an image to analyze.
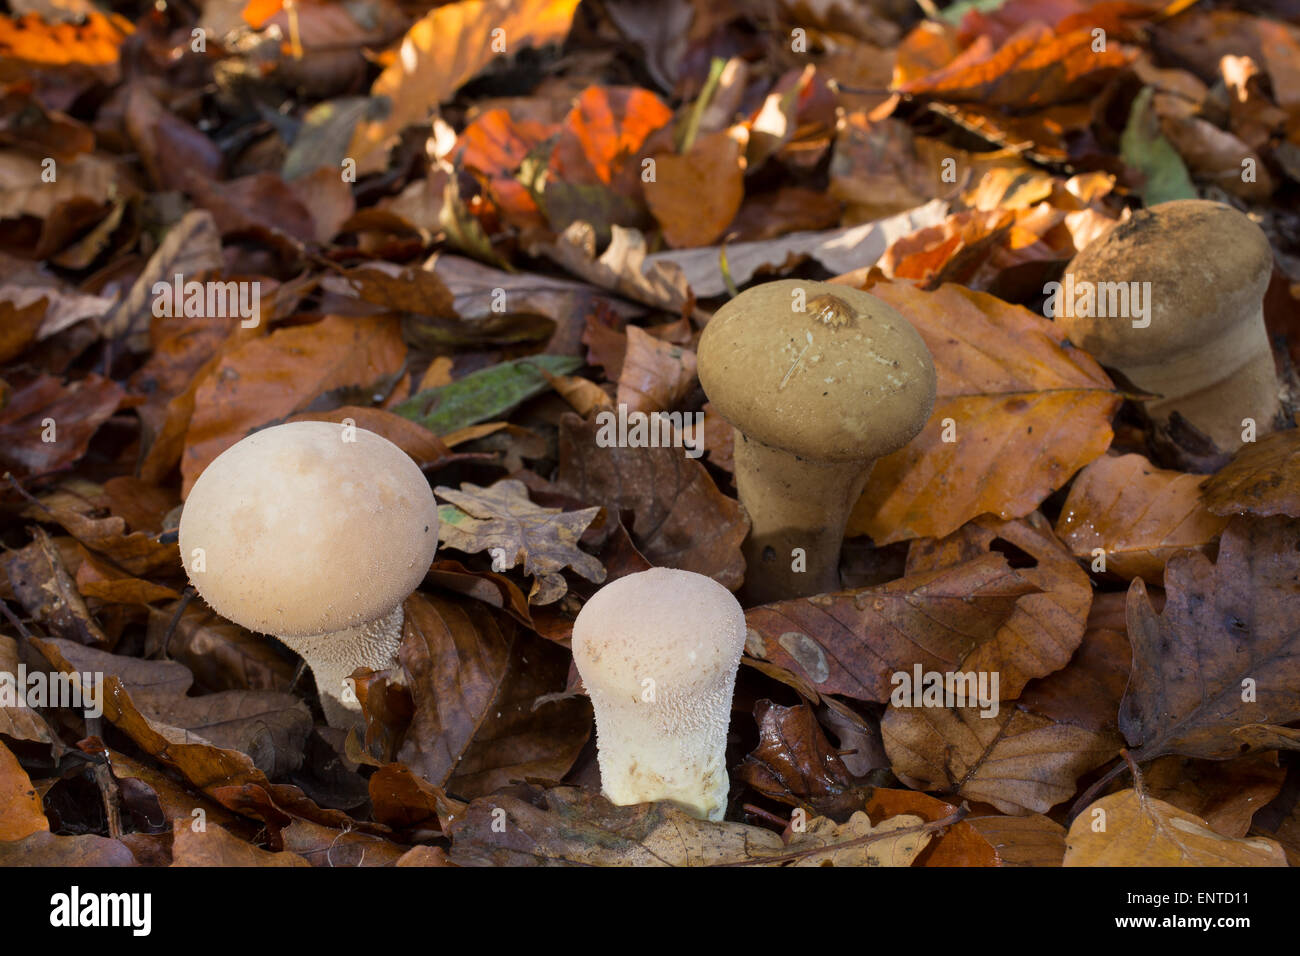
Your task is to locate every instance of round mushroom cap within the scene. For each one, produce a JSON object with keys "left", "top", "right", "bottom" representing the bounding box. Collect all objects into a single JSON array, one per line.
[
  {"left": 697, "top": 279, "right": 937, "bottom": 463},
  {"left": 572, "top": 568, "right": 746, "bottom": 701},
  {"left": 1059, "top": 199, "right": 1273, "bottom": 366},
  {"left": 179, "top": 421, "right": 439, "bottom": 638}
]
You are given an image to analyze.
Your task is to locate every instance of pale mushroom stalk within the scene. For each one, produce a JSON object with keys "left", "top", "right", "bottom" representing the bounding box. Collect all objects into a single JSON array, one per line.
[
  {"left": 698, "top": 279, "right": 937, "bottom": 605},
  {"left": 572, "top": 567, "right": 746, "bottom": 821},
  {"left": 179, "top": 421, "right": 440, "bottom": 729},
  {"left": 733, "top": 438, "right": 872, "bottom": 600},
  {"left": 1059, "top": 199, "right": 1281, "bottom": 452}
]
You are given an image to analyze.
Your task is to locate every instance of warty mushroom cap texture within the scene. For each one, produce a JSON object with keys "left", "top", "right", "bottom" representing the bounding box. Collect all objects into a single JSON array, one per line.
[
  {"left": 1059, "top": 199, "right": 1273, "bottom": 367},
  {"left": 178, "top": 420, "right": 439, "bottom": 638},
  {"left": 697, "top": 279, "right": 936, "bottom": 464}
]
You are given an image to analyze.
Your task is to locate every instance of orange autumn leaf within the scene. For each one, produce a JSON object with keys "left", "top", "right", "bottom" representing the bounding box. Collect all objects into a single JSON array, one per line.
[
  {"left": 348, "top": 0, "right": 581, "bottom": 173},
  {"left": 241, "top": 0, "right": 284, "bottom": 29},
  {"left": 644, "top": 126, "right": 747, "bottom": 248},
  {"left": 458, "top": 108, "right": 558, "bottom": 231},
  {"left": 845, "top": 280, "right": 1121, "bottom": 544},
  {"left": 897, "top": 23, "right": 1133, "bottom": 109},
  {"left": 615, "top": 325, "right": 698, "bottom": 415},
  {"left": 180, "top": 316, "right": 407, "bottom": 495},
  {"left": 549, "top": 85, "right": 674, "bottom": 198},
  {"left": 1056, "top": 453, "right": 1229, "bottom": 583},
  {"left": 0, "top": 11, "right": 132, "bottom": 67}
]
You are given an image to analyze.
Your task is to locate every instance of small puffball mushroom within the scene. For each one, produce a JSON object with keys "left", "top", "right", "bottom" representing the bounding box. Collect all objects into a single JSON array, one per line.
[
  {"left": 179, "top": 421, "right": 439, "bottom": 728},
  {"left": 1059, "top": 199, "right": 1280, "bottom": 452},
  {"left": 572, "top": 567, "right": 746, "bottom": 821},
  {"left": 697, "top": 279, "right": 937, "bottom": 605}
]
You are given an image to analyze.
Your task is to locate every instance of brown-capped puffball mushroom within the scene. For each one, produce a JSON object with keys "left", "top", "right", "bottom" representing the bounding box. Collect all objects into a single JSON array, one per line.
[
  {"left": 571, "top": 567, "right": 746, "bottom": 821},
  {"left": 179, "top": 420, "right": 439, "bottom": 728},
  {"left": 697, "top": 279, "right": 937, "bottom": 605},
  {"left": 1058, "top": 199, "right": 1281, "bottom": 452}
]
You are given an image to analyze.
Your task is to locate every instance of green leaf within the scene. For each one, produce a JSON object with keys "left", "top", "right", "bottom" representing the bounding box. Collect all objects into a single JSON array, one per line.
[
  {"left": 1120, "top": 86, "right": 1197, "bottom": 208},
  {"left": 392, "top": 354, "right": 582, "bottom": 434},
  {"left": 940, "top": 0, "right": 1008, "bottom": 25}
]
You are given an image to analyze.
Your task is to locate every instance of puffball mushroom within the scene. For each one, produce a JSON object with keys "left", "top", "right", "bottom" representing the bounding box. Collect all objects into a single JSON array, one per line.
[
  {"left": 697, "top": 279, "right": 937, "bottom": 605},
  {"left": 572, "top": 567, "right": 746, "bottom": 821},
  {"left": 1058, "top": 199, "right": 1280, "bottom": 452},
  {"left": 178, "top": 420, "right": 439, "bottom": 729}
]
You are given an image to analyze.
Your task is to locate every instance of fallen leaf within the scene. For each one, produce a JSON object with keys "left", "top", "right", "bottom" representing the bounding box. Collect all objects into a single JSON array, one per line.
[
  {"left": 1120, "top": 86, "right": 1198, "bottom": 207},
  {"left": 0, "top": 373, "right": 123, "bottom": 477},
  {"left": 734, "top": 700, "right": 865, "bottom": 816},
  {"left": 1145, "top": 753, "right": 1285, "bottom": 839},
  {"left": 348, "top": 0, "right": 581, "bottom": 173},
  {"left": 1120, "top": 516, "right": 1300, "bottom": 762},
  {"left": 0, "top": 739, "right": 48, "bottom": 840},
  {"left": 171, "top": 820, "right": 310, "bottom": 867},
  {"left": 1201, "top": 429, "right": 1300, "bottom": 519},
  {"left": 744, "top": 553, "right": 1033, "bottom": 701},
  {"left": 1064, "top": 788, "right": 1287, "bottom": 866},
  {"left": 546, "top": 412, "right": 748, "bottom": 589},
  {"left": 966, "top": 814, "right": 1067, "bottom": 866},
  {"left": 615, "top": 325, "right": 697, "bottom": 414},
  {"left": 393, "top": 354, "right": 581, "bottom": 435},
  {"left": 435, "top": 478, "right": 605, "bottom": 604},
  {"left": 1056, "top": 453, "right": 1230, "bottom": 583},
  {"left": 644, "top": 126, "right": 747, "bottom": 248},
  {"left": 845, "top": 279, "right": 1121, "bottom": 544}
]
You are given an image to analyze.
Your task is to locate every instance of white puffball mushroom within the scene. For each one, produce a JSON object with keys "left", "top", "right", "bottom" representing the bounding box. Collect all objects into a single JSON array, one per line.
[
  {"left": 571, "top": 567, "right": 747, "bottom": 821},
  {"left": 178, "top": 420, "right": 439, "bottom": 728}
]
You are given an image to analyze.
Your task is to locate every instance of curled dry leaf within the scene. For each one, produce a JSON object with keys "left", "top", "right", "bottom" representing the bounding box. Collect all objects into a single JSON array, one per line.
[
  {"left": 734, "top": 700, "right": 866, "bottom": 817},
  {"left": 1063, "top": 789, "right": 1287, "bottom": 867},
  {"left": 1121, "top": 517, "right": 1300, "bottom": 762},
  {"left": 1201, "top": 428, "right": 1300, "bottom": 519},
  {"left": 743, "top": 552, "right": 1033, "bottom": 702},
  {"left": 845, "top": 280, "right": 1121, "bottom": 545},
  {"left": 1145, "top": 753, "right": 1286, "bottom": 839},
  {"left": 0, "top": 374, "right": 124, "bottom": 477},
  {"left": 435, "top": 478, "right": 605, "bottom": 605},
  {"left": 1056, "top": 453, "right": 1229, "bottom": 583}
]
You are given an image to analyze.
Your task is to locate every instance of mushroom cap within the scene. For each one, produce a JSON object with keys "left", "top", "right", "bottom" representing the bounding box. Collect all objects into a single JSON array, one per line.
[
  {"left": 697, "top": 279, "right": 937, "bottom": 463},
  {"left": 1059, "top": 199, "right": 1273, "bottom": 366},
  {"left": 572, "top": 567, "right": 746, "bottom": 702},
  {"left": 179, "top": 421, "right": 439, "bottom": 638}
]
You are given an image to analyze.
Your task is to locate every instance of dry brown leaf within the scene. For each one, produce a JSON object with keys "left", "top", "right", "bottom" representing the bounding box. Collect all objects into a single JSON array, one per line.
[
  {"left": 907, "top": 513, "right": 1092, "bottom": 699},
  {"left": 1064, "top": 788, "right": 1287, "bottom": 866},
  {"left": 435, "top": 478, "right": 605, "bottom": 605},
  {"left": 845, "top": 280, "right": 1120, "bottom": 544},
  {"left": 1121, "top": 517, "right": 1300, "bottom": 762},
  {"left": 743, "top": 553, "right": 1033, "bottom": 702},
  {"left": 180, "top": 315, "right": 407, "bottom": 495},
  {"left": 171, "top": 821, "right": 310, "bottom": 867},
  {"left": 1145, "top": 753, "right": 1285, "bottom": 839},
  {"left": 864, "top": 788, "right": 999, "bottom": 866},
  {"left": 1056, "top": 453, "right": 1230, "bottom": 583},
  {"left": 1201, "top": 429, "right": 1300, "bottom": 519},
  {"left": 966, "top": 814, "right": 1067, "bottom": 867},
  {"left": 615, "top": 325, "right": 697, "bottom": 414},
  {"left": 882, "top": 704, "right": 1118, "bottom": 814}
]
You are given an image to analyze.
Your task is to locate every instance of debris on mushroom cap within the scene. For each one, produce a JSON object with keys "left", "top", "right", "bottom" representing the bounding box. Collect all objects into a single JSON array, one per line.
[
  {"left": 1059, "top": 199, "right": 1273, "bottom": 366},
  {"left": 572, "top": 567, "right": 747, "bottom": 820},
  {"left": 178, "top": 421, "right": 439, "bottom": 639},
  {"left": 697, "top": 279, "right": 937, "bottom": 463}
]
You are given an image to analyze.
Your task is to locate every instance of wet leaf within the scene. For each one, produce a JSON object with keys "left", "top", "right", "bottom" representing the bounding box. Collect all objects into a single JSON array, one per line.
[
  {"left": 1201, "top": 429, "right": 1300, "bottom": 519},
  {"left": 1056, "top": 453, "right": 1230, "bottom": 583}
]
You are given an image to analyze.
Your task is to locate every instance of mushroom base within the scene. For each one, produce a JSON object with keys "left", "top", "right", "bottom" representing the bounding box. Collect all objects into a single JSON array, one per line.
[
  {"left": 734, "top": 432, "right": 871, "bottom": 605},
  {"left": 587, "top": 682, "right": 737, "bottom": 822},
  {"left": 276, "top": 605, "right": 406, "bottom": 729},
  {"left": 1115, "top": 307, "right": 1282, "bottom": 452}
]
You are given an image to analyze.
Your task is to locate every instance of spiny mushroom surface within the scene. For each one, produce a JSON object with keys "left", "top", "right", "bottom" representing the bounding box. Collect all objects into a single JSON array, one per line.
[
  {"left": 1059, "top": 199, "right": 1280, "bottom": 452},
  {"left": 572, "top": 567, "right": 746, "bottom": 821},
  {"left": 698, "top": 279, "right": 936, "bottom": 604},
  {"left": 179, "top": 420, "right": 439, "bottom": 728}
]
